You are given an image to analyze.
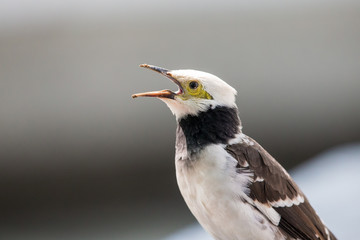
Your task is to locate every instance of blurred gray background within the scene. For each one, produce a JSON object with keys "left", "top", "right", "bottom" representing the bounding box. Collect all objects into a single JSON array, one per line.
[{"left": 1, "top": 0, "right": 360, "bottom": 239}]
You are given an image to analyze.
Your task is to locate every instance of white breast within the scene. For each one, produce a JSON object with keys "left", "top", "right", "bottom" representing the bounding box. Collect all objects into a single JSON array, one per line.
[{"left": 175, "top": 144, "right": 282, "bottom": 240}]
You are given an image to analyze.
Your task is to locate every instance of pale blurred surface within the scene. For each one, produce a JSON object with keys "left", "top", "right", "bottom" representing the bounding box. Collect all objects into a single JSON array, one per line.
[{"left": 1, "top": 1, "right": 360, "bottom": 239}]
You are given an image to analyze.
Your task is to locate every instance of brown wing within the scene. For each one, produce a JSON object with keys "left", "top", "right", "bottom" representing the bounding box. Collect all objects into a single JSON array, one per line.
[{"left": 226, "top": 139, "right": 337, "bottom": 240}]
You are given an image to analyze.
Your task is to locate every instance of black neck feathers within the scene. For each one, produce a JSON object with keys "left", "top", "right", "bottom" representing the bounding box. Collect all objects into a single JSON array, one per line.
[{"left": 178, "top": 106, "right": 241, "bottom": 152}]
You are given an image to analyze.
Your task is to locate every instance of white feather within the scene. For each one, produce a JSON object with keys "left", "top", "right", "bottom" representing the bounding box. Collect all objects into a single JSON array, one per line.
[
  {"left": 162, "top": 68, "right": 289, "bottom": 239},
  {"left": 270, "top": 195, "right": 305, "bottom": 208},
  {"left": 161, "top": 69, "right": 237, "bottom": 120},
  {"left": 175, "top": 144, "right": 285, "bottom": 240}
]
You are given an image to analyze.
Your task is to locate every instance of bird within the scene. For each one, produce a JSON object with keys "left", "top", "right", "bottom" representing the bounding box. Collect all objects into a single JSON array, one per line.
[{"left": 132, "top": 64, "right": 337, "bottom": 240}]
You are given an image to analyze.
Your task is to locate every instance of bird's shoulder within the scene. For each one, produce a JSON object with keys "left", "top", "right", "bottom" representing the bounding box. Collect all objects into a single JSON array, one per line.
[
  {"left": 225, "top": 135, "right": 336, "bottom": 240},
  {"left": 226, "top": 135, "right": 300, "bottom": 206}
]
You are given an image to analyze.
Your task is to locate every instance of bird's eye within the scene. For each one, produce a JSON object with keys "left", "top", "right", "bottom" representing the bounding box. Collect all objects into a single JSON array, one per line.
[{"left": 189, "top": 81, "right": 199, "bottom": 90}]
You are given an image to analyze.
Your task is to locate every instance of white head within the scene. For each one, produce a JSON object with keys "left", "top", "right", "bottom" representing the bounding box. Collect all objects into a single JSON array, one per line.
[{"left": 132, "top": 64, "right": 237, "bottom": 120}]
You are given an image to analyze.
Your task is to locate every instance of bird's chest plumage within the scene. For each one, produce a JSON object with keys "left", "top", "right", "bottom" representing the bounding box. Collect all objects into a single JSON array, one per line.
[{"left": 175, "top": 129, "right": 278, "bottom": 240}]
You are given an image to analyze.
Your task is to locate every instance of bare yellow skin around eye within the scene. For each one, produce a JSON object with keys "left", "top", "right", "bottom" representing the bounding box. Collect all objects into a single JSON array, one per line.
[{"left": 180, "top": 81, "right": 213, "bottom": 100}]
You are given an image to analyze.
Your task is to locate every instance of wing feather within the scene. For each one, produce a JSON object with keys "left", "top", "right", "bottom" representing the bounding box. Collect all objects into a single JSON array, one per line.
[{"left": 226, "top": 139, "right": 336, "bottom": 240}]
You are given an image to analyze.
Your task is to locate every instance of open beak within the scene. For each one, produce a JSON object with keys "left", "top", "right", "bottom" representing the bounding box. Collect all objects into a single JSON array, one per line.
[{"left": 132, "top": 64, "right": 183, "bottom": 99}]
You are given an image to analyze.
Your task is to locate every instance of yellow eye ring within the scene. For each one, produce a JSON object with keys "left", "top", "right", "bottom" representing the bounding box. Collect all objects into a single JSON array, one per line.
[{"left": 182, "top": 81, "right": 213, "bottom": 100}]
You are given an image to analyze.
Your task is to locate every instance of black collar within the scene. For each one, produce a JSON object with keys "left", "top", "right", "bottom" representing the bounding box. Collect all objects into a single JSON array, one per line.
[{"left": 178, "top": 105, "right": 241, "bottom": 152}]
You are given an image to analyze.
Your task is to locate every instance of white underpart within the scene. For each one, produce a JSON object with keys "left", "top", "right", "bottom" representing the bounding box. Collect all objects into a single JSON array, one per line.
[
  {"left": 163, "top": 69, "right": 289, "bottom": 239},
  {"left": 175, "top": 144, "right": 285, "bottom": 240},
  {"left": 160, "top": 69, "right": 237, "bottom": 120}
]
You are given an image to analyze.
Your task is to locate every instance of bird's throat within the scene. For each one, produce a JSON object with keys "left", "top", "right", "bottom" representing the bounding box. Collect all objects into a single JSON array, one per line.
[{"left": 177, "top": 106, "right": 241, "bottom": 153}]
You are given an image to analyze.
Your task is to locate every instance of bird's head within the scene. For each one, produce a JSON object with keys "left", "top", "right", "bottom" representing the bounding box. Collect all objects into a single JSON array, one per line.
[{"left": 132, "top": 64, "right": 237, "bottom": 120}]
